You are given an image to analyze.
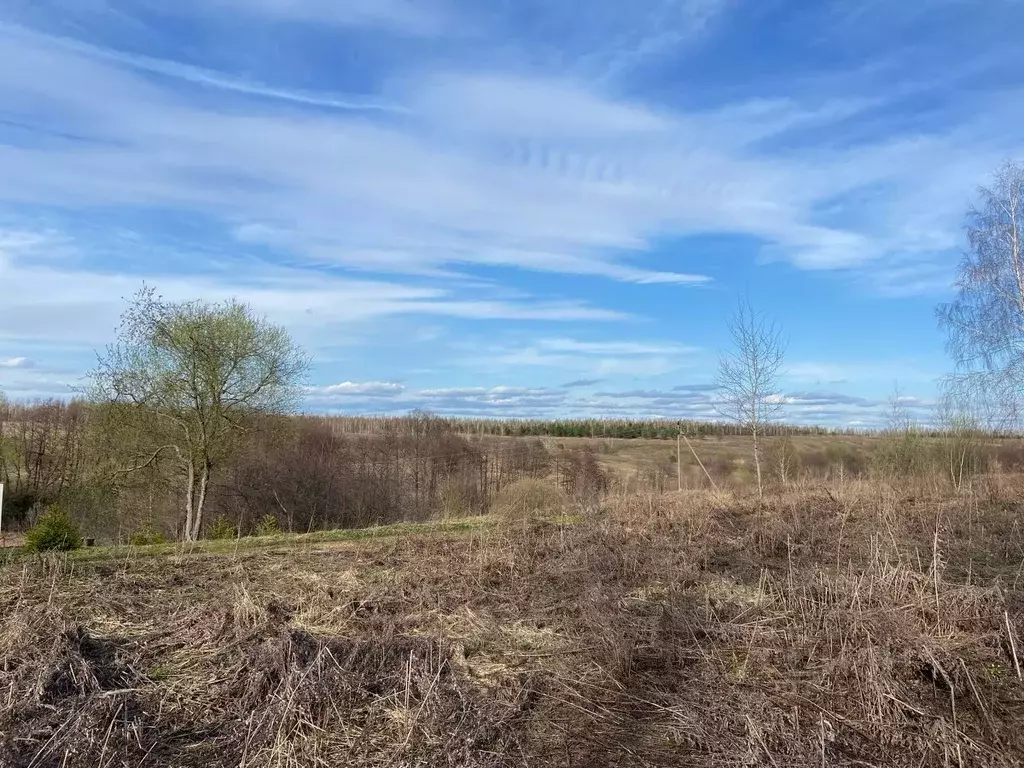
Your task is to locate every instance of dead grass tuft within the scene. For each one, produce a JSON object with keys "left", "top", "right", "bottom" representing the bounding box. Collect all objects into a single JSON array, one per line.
[{"left": 490, "top": 477, "right": 569, "bottom": 523}]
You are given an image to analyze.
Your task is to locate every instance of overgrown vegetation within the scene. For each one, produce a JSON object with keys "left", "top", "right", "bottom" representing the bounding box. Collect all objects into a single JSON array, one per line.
[
  {"left": 4, "top": 482, "right": 1024, "bottom": 766},
  {"left": 4, "top": 396, "right": 1024, "bottom": 545},
  {"left": 490, "top": 477, "right": 568, "bottom": 522}
]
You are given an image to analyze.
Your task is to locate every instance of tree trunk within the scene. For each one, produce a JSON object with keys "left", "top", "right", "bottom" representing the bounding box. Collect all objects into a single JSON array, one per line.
[
  {"left": 189, "top": 462, "right": 211, "bottom": 541},
  {"left": 183, "top": 462, "right": 197, "bottom": 541},
  {"left": 752, "top": 429, "right": 763, "bottom": 499}
]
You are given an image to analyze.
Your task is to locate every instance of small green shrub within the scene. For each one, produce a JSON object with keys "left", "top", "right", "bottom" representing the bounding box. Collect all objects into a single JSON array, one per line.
[
  {"left": 24, "top": 504, "right": 83, "bottom": 552},
  {"left": 208, "top": 515, "right": 237, "bottom": 540},
  {"left": 253, "top": 514, "right": 281, "bottom": 536},
  {"left": 129, "top": 525, "right": 167, "bottom": 546}
]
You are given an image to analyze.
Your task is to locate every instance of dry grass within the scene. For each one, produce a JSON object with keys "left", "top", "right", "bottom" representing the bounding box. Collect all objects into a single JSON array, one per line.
[
  {"left": 3, "top": 479, "right": 1024, "bottom": 766},
  {"left": 560, "top": 434, "right": 888, "bottom": 492},
  {"left": 490, "top": 478, "right": 569, "bottom": 523}
]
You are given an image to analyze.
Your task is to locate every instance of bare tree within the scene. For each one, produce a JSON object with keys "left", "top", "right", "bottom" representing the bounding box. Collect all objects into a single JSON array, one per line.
[
  {"left": 885, "top": 381, "right": 924, "bottom": 436},
  {"left": 715, "top": 299, "right": 787, "bottom": 497},
  {"left": 938, "top": 161, "right": 1024, "bottom": 429},
  {"left": 89, "top": 286, "right": 309, "bottom": 541}
]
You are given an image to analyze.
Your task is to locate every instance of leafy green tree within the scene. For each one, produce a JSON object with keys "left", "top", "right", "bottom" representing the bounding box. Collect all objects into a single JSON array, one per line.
[{"left": 89, "top": 287, "right": 309, "bottom": 541}]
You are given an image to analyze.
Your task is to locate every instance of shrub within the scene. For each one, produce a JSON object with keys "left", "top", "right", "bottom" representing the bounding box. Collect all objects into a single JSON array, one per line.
[
  {"left": 871, "top": 431, "right": 933, "bottom": 478},
  {"left": 557, "top": 448, "right": 609, "bottom": 505},
  {"left": 24, "top": 504, "right": 83, "bottom": 552},
  {"left": 706, "top": 455, "right": 734, "bottom": 486},
  {"left": 492, "top": 478, "right": 568, "bottom": 522},
  {"left": 941, "top": 430, "right": 990, "bottom": 490},
  {"left": 993, "top": 440, "right": 1024, "bottom": 472},
  {"left": 825, "top": 443, "right": 867, "bottom": 477},
  {"left": 768, "top": 436, "right": 801, "bottom": 486},
  {"left": 253, "top": 514, "right": 281, "bottom": 536},
  {"left": 439, "top": 479, "right": 473, "bottom": 520},
  {"left": 129, "top": 525, "right": 167, "bottom": 546},
  {"left": 208, "top": 515, "right": 237, "bottom": 540}
]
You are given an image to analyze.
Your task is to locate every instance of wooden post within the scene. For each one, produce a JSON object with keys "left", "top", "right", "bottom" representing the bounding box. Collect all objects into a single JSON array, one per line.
[{"left": 682, "top": 433, "right": 718, "bottom": 492}]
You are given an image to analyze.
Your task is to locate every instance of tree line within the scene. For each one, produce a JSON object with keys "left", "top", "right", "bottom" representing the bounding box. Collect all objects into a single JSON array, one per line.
[
  {"left": 0, "top": 398, "right": 611, "bottom": 544},
  {"left": 331, "top": 415, "right": 865, "bottom": 440}
]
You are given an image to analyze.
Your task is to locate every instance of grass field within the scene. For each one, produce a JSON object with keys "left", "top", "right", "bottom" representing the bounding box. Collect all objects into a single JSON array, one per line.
[
  {"left": 527, "top": 432, "right": 1024, "bottom": 493},
  {"left": 4, "top": 477, "right": 1024, "bottom": 767}
]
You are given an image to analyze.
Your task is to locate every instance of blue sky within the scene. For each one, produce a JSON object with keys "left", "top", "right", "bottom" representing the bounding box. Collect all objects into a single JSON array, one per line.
[{"left": 0, "top": 0, "right": 1020, "bottom": 427}]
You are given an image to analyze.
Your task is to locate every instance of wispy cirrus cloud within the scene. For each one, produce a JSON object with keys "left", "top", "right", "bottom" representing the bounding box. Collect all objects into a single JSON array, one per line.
[
  {"left": 0, "top": 22, "right": 711, "bottom": 286},
  {"left": 672, "top": 383, "right": 717, "bottom": 393},
  {"left": 536, "top": 338, "right": 698, "bottom": 356},
  {"left": 2, "top": 6, "right": 1014, "bottom": 295},
  {"left": 1, "top": 0, "right": 1021, "bottom": 421},
  {"left": 785, "top": 360, "right": 938, "bottom": 386},
  {"left": 467, "top": 336, "right": 699, "bottom": 378},
  {"left": 0, "top": 23, "right": 405, "bottom": 113},
  {"left": 6, "top": 3, "right": 1023, "bottom": 275},
  {"left": 0, "top": 257, "right": 625, "bottom": 350}
]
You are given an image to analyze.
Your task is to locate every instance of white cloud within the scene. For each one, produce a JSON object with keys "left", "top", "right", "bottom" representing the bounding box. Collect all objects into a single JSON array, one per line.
[
  {"left": 0, "top": 358, "right": 79, "bottom": 399},
  {"left": 308, "top": 378, "right": 933, "bottom": 427},
  {"left": 0, "top": 24, "right": 715, "bottom": 286},
  {"left": 0, "top": 0, "right": 1020, "bottom": 415},
  {"left": 7, "top": 16, "right": 1006, "bottom": 294},
  {"left": 463, "top": 336, "right": 700, "bottom": 377},
  {"left": 416, "top": 385, "right": 568, "bottom": 409},
  {"left": 0, "top": 23, "right": 406, "bottom": 113},
  {"left": 536, "top": 338, "right": 699, "bottom": 356},
  {"left": 414, "top": 72, "right": 673, "bottom": 137},
  {"left": 509, "top": 0, "right": 734, "bottom": 82},
  {"left": 785, "top": 361, "right": 937, "bottom": 385},
  {"left": 0, "top": 3, "right": 1018, "bottom": 302},
  {"left": 0, "top": 260, "right": 626, "bottom": 350},
  {"left": 315, "top": 381, "right": 405, "bottom": 397}
]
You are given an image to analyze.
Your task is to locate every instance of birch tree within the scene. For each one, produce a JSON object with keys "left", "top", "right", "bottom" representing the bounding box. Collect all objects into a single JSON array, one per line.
[
  {"left": 938, "top": 161, "right": 1024, "bottom": 430},
  {"left": 715, "top": 299, "right": 787, "bottom": 498}
]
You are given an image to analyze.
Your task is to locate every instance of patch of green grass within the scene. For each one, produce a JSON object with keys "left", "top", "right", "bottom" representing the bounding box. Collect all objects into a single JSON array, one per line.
[
  {"left": 148, "top": 664, "right": 173, "bottom": 683},
  {"left": 27, "top": 516, "right": 495, "bottom": 564}
]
